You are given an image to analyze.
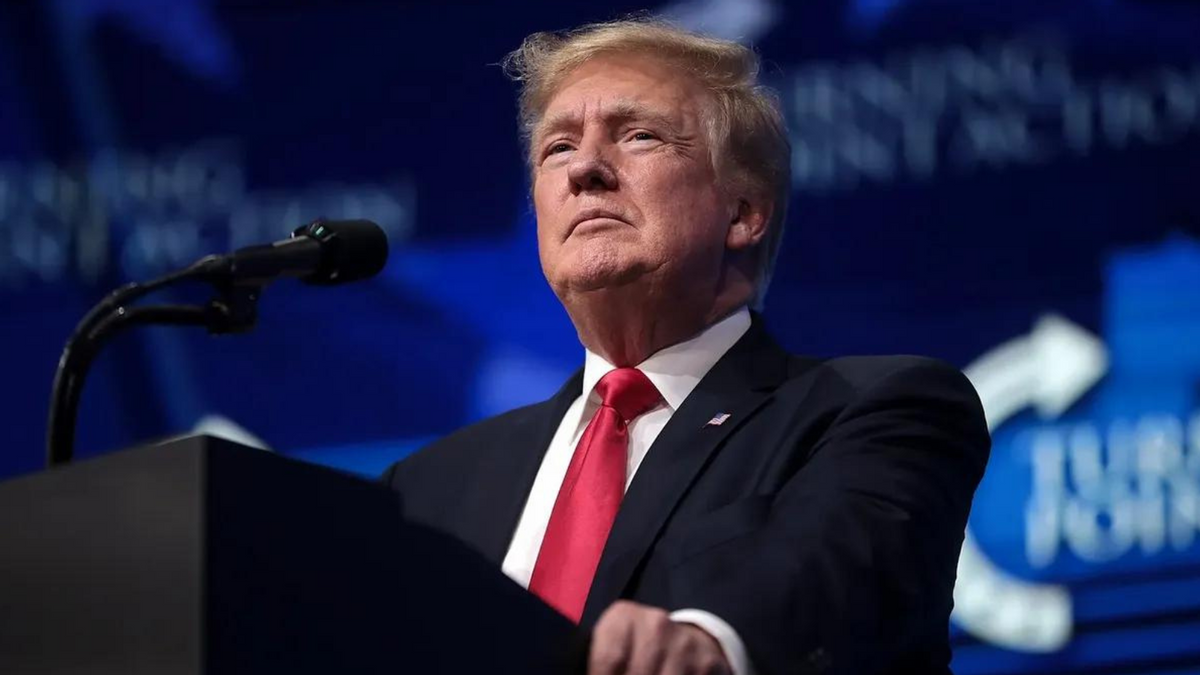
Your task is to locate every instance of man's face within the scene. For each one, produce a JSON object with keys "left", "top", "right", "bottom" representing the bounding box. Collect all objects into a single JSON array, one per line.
[{"left": 531, "top": 53, "right": 732, "bottom": 301}]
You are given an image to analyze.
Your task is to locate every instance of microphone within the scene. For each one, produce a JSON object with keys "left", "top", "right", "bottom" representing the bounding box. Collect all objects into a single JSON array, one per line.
[
  {"left": 46, "top": 218, "right": 389, "bottom": 468},
  {"left": 199, "top": 219, "right": 389, "bottom": 285}
]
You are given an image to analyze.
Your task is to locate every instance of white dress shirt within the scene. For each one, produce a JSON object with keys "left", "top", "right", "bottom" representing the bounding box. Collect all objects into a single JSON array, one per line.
[{"left": 501, "top": 307, "right": 756, "bottom": 675}]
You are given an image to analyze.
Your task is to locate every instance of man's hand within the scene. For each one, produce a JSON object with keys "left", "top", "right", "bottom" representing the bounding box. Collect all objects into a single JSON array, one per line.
[{"left": 589, "top": 601, "right": 732, "bottom": 675}]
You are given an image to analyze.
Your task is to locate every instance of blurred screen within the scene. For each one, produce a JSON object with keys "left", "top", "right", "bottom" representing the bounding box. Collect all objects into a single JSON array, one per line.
[{"left": 1, "top": 1, "right": 1199, "bottom": 671}]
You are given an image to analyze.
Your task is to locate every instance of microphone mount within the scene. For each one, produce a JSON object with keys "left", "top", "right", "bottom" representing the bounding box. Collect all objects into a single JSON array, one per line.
[
  {"left": 46, "top": 261, "right": 268, "bottom": 468},
  {"left": 45, "top": 218, "right": 387, "bottom": 468}
]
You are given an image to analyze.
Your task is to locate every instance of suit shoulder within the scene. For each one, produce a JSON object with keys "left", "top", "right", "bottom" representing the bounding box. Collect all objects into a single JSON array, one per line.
[
  {"left": 822, "top": 354, "right": 987, "bottom": 444},
  {"left": 379, "top": 399, "right": 552, "bottom": 488},
  {"left": 814, "top": 354, "right": 977, "bottom": 399},
  {"left": 785, "top": 354, "right": 990, "bottom": 471},
  {"left": 778, "top": 354, "right": 985, "bottom": 431}
]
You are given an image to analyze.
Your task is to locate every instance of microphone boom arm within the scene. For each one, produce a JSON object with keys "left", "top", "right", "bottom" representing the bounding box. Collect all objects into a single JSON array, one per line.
[
  {"left": 45, "top": 218, "right": 387, "bottom": 468},
  {"left": 46, "top": 262, "right": 265, "bottom": 468}
]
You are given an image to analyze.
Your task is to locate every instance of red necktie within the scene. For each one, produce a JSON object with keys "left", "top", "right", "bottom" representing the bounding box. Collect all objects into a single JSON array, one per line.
[{"left": 528, "top": 367, "right": 663, "bottom": 623}]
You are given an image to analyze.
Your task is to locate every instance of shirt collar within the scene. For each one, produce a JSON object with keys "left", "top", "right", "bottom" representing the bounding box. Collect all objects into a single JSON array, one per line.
[{"left": 580, "top": 307, "right": 752, "bottom": 411}]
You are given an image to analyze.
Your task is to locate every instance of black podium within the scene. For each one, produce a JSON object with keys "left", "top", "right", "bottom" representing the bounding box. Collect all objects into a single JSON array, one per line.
[{"left": 0, "top": 436, "right": 581, "bottom": 674}]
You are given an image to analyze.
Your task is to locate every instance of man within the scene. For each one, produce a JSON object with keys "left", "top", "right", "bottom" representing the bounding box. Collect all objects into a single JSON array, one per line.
[{"left": 382, "top": 19, "right": 990, "bottom": 675}]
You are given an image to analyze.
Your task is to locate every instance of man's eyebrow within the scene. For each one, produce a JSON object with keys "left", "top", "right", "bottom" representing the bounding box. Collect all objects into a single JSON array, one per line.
[
  {"left": 534, "top": 111, "right": 582, "bottom": 144},
  {"left": 534, "top": 100, "right": 683, "bottom": 144},
  {"left": 606, "top": 101, "right": 684, "bottom": 134}
]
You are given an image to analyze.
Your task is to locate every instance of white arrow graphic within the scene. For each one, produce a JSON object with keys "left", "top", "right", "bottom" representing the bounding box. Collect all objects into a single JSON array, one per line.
[{"left": 952, "top": 314, "right": 1109, "bottom": 652}]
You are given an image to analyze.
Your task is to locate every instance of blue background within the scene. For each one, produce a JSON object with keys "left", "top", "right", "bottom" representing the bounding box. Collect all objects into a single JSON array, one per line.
[{"left": 2, "top": 0, "right": 1199, "bottom": 671}]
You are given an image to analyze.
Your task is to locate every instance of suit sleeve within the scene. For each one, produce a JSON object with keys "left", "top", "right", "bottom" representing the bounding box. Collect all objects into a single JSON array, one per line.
[{"left": 666, "top": 359, "right": 991, "bottom": 675}]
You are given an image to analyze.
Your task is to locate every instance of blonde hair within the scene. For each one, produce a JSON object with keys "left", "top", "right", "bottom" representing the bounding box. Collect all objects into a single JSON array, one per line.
[{"left": 501, "top": 19, "right": 792, "bottom": 308}]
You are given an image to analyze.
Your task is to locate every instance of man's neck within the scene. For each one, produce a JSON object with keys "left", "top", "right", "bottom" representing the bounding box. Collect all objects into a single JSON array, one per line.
[{"left": 567, "top": 295, "right": 748, "bottom": 367}]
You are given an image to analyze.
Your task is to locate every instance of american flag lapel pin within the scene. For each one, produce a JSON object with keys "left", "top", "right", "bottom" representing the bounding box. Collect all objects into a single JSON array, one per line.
[{"left": 706, "top": 412, "right": 731, "bottom": 427}]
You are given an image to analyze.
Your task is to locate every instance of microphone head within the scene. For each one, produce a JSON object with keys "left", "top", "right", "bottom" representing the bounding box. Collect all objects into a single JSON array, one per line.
[{"left": 291, "top": 219, "right": 389, "bottom": 285}]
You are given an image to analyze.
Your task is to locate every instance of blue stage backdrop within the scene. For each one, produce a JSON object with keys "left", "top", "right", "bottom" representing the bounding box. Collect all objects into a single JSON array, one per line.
[{"left": 2, "top": 1, "right": 1199, "bottom": 671}]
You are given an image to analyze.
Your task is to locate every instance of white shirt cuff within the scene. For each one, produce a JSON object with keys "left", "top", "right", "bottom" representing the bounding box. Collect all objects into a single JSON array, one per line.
[{"left": 669, "top": 608, "right": 756, "bottom": 675}]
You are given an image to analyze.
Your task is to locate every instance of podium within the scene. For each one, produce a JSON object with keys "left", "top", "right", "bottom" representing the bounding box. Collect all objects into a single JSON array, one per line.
[{"left": 0, "top": 436, "right": 582, "bottom": 674}]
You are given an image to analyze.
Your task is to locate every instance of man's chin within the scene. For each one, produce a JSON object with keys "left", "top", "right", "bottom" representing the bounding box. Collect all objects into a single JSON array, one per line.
[{"left": 558, "top": 266, "right": 651, "bottom": 295}]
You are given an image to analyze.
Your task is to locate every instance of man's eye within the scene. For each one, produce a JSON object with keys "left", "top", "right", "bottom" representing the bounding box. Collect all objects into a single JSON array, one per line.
[
  {"left": 547, "top": 143, "right": 573, "bottom": 155},
  {"left": 629, "top": 131, "right": 657, "bottom": 142}
]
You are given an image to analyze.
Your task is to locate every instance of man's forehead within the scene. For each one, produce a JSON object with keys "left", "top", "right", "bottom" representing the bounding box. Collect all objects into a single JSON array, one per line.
[
  {"left": 534, "top": 54, "right": 705, "bottom": 129},
  {"left": 538, "top": 98, "right": 680, "bottom": 130}
]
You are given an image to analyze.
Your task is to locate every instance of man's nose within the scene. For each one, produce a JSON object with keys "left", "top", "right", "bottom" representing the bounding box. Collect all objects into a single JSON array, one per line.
[{"left": 566, "top": 143, "right": 618, "bottom": 194}]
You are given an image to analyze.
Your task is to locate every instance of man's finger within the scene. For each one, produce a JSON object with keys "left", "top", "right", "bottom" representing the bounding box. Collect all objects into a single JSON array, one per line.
[
  {"left": 590, "top": 603, "right": 636, "bottom": 675},
  {"left": 623, "top": 607, "right": 672, "bottom": 675}
]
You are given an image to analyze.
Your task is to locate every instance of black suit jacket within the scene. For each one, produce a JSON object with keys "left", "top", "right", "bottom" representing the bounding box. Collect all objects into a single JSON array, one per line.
[{"left": 381, "top": 317, "right": 990, "bottom": 675}]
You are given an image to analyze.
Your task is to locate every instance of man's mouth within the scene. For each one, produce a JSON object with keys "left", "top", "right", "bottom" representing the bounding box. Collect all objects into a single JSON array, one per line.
[{"left": 569, "top": 209, "right": 628, "bottom": 237}]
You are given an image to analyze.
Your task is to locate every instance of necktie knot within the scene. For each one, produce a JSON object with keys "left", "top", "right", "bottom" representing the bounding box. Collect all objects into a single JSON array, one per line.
[{"left": 595, "top": 368, "right": 662, "bottom": 423}]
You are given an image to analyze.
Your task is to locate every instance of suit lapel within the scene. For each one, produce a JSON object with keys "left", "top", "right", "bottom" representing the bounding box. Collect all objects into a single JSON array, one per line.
[
  {"left": 466, "top": 368, "right": 584, "bottom": 565},
  {"left": 580, "top": 318, "right": 791, "bottom": 625}
]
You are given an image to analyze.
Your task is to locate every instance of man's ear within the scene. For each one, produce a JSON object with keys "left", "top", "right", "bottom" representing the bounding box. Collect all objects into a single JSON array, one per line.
[{"left": 726, "top": 195, "right": 772, "bottom": 252}]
